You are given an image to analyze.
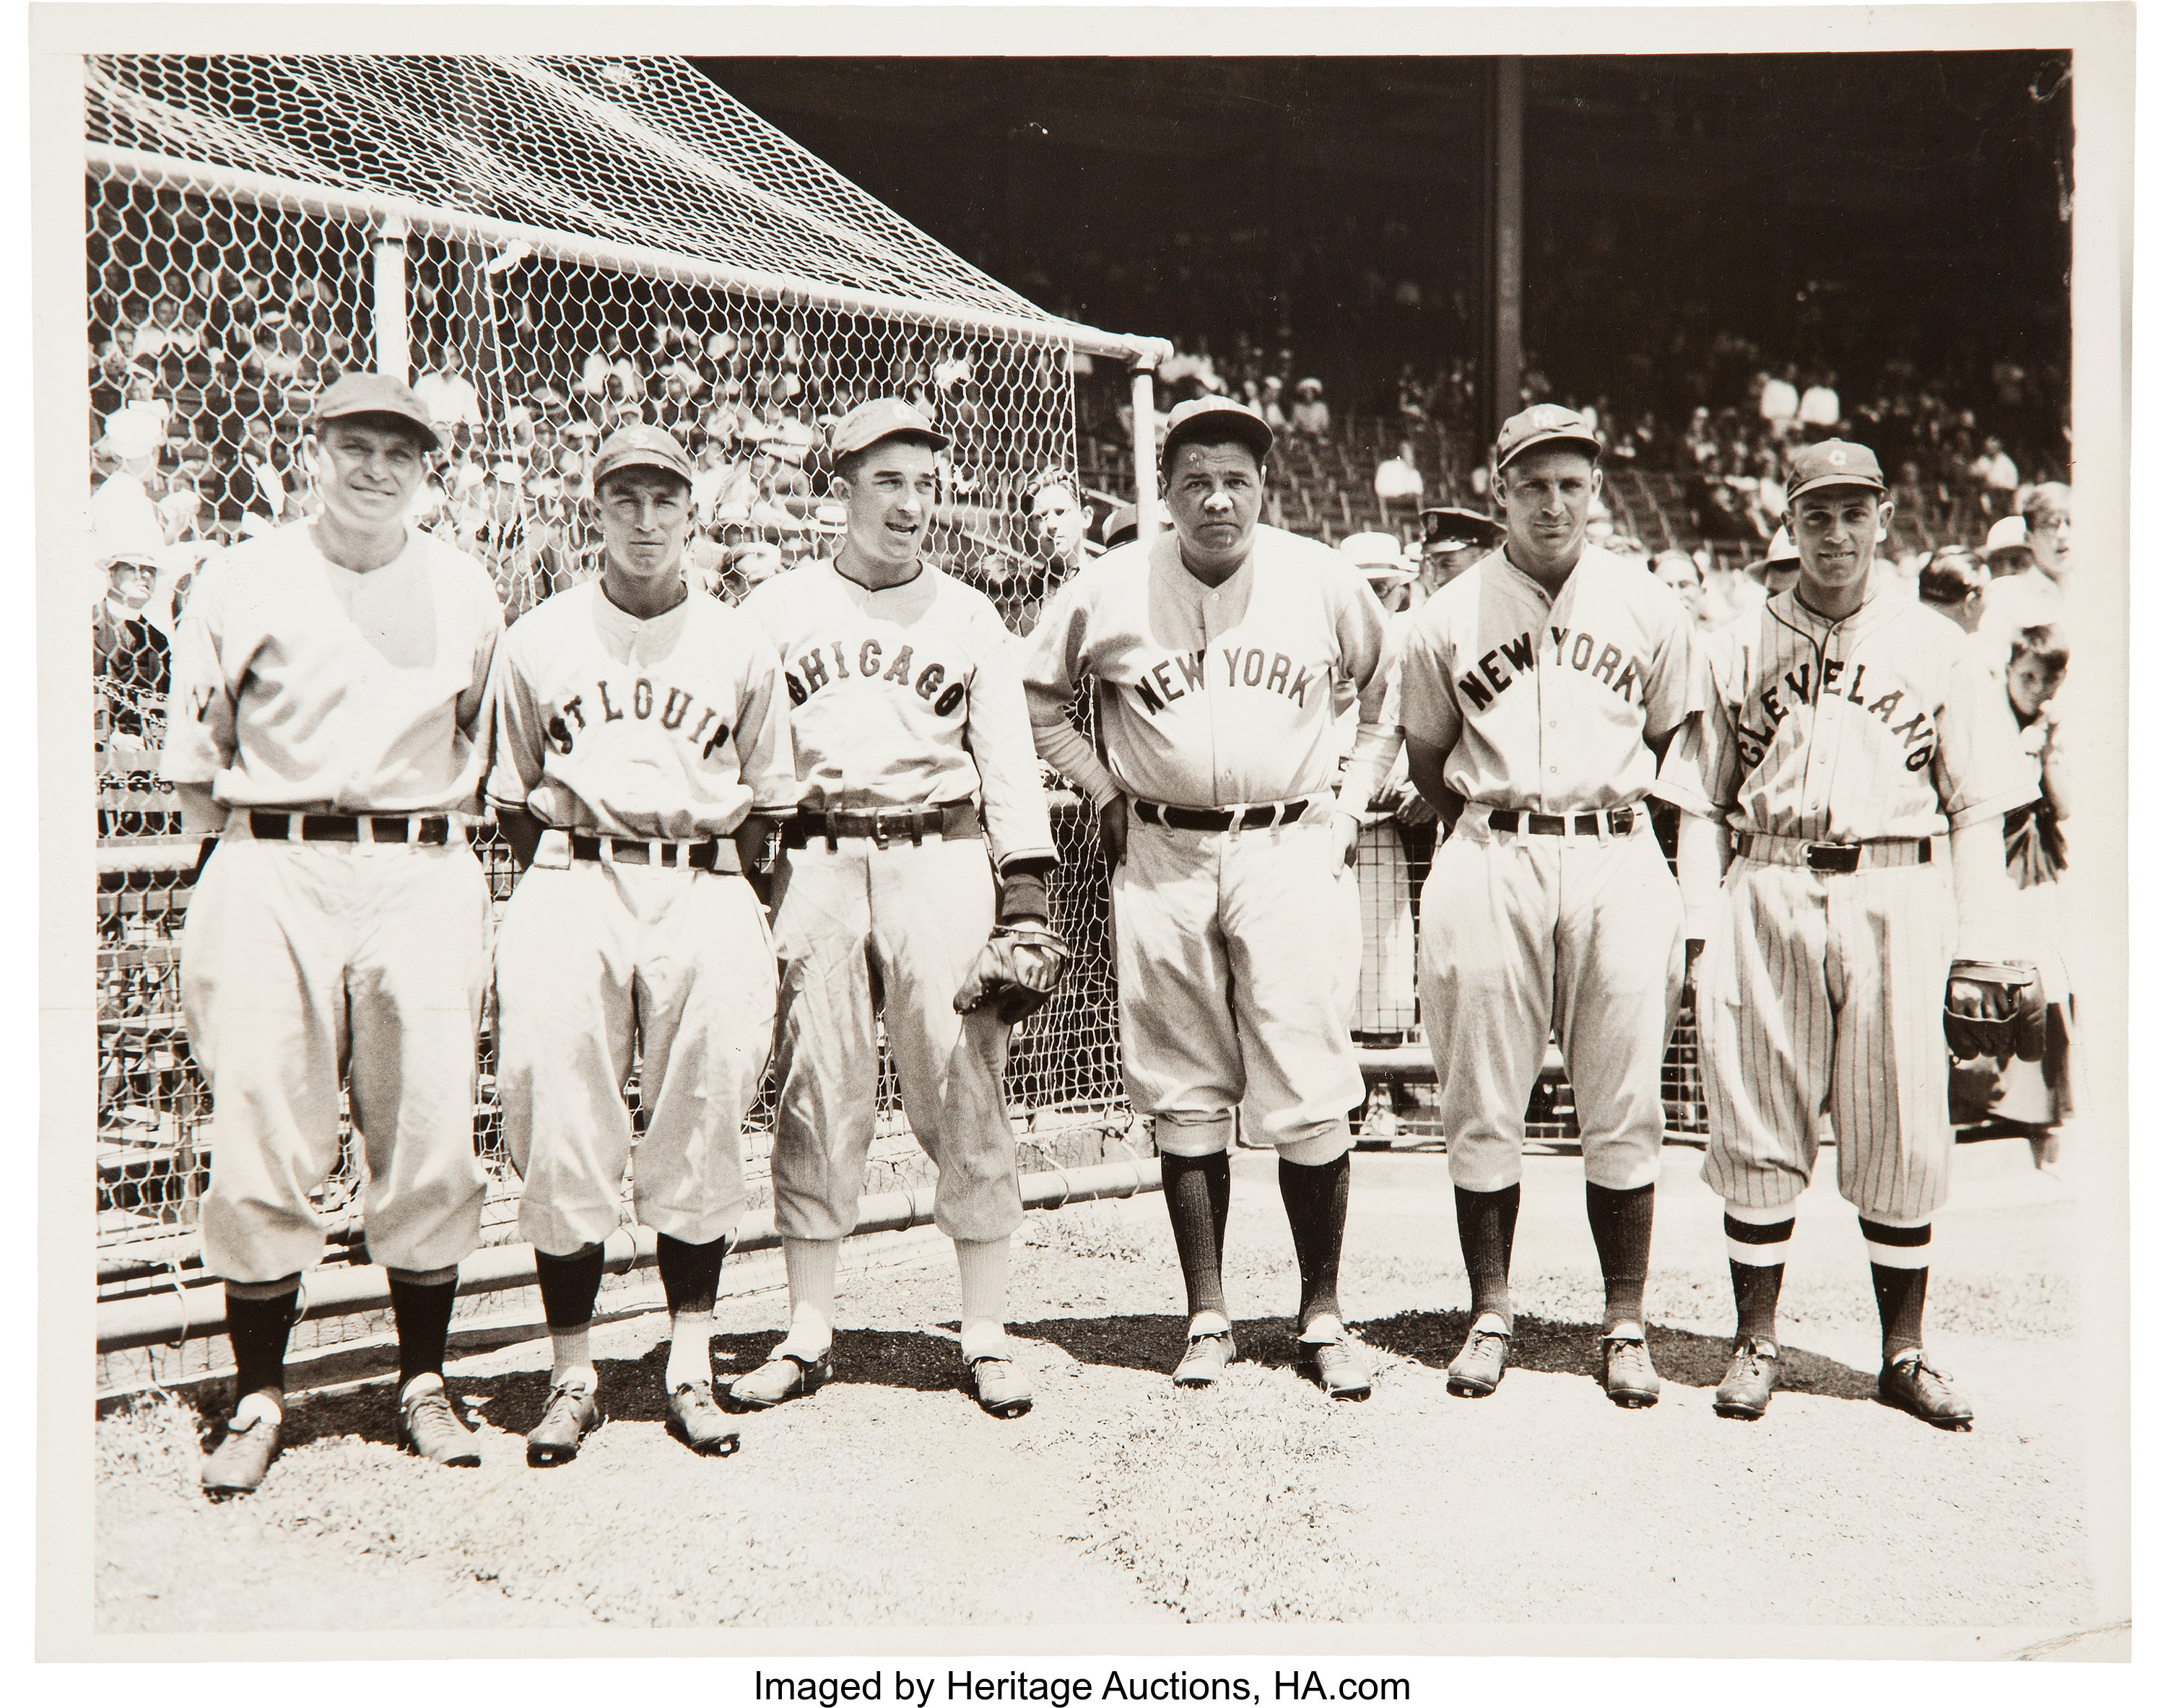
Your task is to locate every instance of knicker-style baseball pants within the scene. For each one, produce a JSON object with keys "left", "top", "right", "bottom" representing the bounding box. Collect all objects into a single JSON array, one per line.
[
  {"left": 767, "top": 834, "right": 1022, "bottom": 1244},
  {"left": 1697, "top": 857, "right": 1957, "bottom": 1219},
  {"left": 1420, "top": 812, "right": 1683, "bottom": 1193},
  {"left": 493, "top": 850, "right": 778, "bottom": 1255},
  {"left": 180, "top": 819, "right": 491, "bottom": 1284}
]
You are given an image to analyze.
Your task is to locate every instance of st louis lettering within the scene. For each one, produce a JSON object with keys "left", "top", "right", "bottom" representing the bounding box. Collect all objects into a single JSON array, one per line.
[
  {"left": 783, "top": 638, "right": 967, "bottom": 718},
  {"left": 546, "top": 679, "right": 726, "bottom": 757}
]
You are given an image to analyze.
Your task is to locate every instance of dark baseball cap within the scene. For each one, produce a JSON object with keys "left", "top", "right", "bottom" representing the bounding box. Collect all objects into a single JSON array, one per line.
[
  {"left": 828, "top": 397, "right": 950, "bottom": 459},
  {"left": 1785, "top": 440, "right": 1886, "bottom": 501},
  {"left": 1420, "top": 505, "right": 1504, "bottom": 552},
  {"left": 1160, "top": 396, "right": 1274, "bottom": 471},
  {"left": 592, "top": 424, "right": 695, "bottom": 489},
  {"left": 1098, "top": 502, "right": 1139, "bottom": 549},
  {"left": 310, "top": 372, "right": 443, "bottom": 452},
  {"left": 1494, "top": 404, "right": 1601, "bottom": 471}
]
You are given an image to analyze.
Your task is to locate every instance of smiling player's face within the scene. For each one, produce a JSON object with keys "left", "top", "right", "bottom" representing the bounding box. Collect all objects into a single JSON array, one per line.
[
  {"left": 838, "top": 439, "right": 939, "bottom": 572},
  {"left": 314, "top": 419, "right": 428, "bottom": 536},
  {"left": 1790, "top": 486, "right": 1892, "bottom": 607}
]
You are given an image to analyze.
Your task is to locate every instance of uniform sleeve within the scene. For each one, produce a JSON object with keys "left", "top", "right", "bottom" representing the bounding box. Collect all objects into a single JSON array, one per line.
[
  {"left": 1336, "top": 610, "right": 1405, "bottom": 813},
  {"left": 157, "top": 552, "right": 238, "bottom": 789},
  {"left": 1933, "top": 643, "right": 2041, "bottom": 829},
  {"left": 482, "top": 624, "right": 548, "bottom": 812},
  {"left": 967, "top": 606, "right": 1058, "bottom": 869},
  {"left": 1650, "top": 645, "right": 1739, "bottom": 821},
  {"left": 1393, "top": 609, "right": 1463, "bottom": 759},
  {"left": 733, "top": 624, "right": 801, "bottom": 814},
  {"left": 1639, "top": 591, "right": 1697, "bottom": 741},
  {"left": 1019, "top": 569, "right": 1121, "bottom": 809},
  {"left": 456, "top": 559, "right": 506, "bottom": 744}
]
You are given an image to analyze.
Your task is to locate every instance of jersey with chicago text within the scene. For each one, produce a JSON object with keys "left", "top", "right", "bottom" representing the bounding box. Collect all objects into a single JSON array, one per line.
[
  {"left": 1019, "top": 523, "right": 1391, "bottom": 809},
  {"left": 160, "top": 519, "right": 503, "bottom": 815},
  {"left": 740, "top": 557, "right": 1055, "bottom": 869},
  {"left": 484, "top": 580, "right": 799, "bottom": 841},
  {"left": 1392, "top": 544, "right": 1695, "bottom": 812},
  {"left": 1652, "top": 585, "right": 2036, "bottom": 840}
]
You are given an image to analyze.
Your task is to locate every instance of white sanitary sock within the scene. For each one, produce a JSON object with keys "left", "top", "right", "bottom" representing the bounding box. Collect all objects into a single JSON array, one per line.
[{"left": 778, "top": 1237, "right": 838, "bottom": 1358}]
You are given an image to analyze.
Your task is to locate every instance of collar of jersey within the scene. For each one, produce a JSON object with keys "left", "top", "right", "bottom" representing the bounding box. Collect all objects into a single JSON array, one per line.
[
  {"left": 829, "top": 553, "right": 925, "bottom": 595},
  {"left": 1773, "top": 580, "right": 1897, "bottom": 642},
  {"left": 1160, "top": 528, "right": 1252, "bottom": 599}
]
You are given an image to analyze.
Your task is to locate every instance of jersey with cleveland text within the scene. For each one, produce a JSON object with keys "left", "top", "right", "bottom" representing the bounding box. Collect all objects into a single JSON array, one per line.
[
  {"left": 484, "top": 581, "right": 798, "bottom": 841},
  {"left": 1019, "top": 523, "right": 1391, "bottom": 809},
  {"left": 1653, "top": 586, "right": 2035, "bottom": 839},
  {"left": 740, "top": 557, "right": 1054, "bottom": 869},
  {"left": 1393, "top": 544, "right": 1694, "bottom": 811}
]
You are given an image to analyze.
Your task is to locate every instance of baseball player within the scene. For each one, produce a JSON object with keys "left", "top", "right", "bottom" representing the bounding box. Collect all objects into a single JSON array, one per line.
[
  {"left": 731, "top": 398, "right": 1064, "bottom": 1421},
  {"left": 1022, "top": 395, "right": 1393, "bottom": 1399},
  {"left": 485, "top": 425, "right": 799, "bottom": 1465},
  {"left": 1388, "top": 403, "right": 1695, "bottom": 1408},
  {"left": 1655, "top": 440, "right": 2037, "bottom": 1426},
  {"left": 162, "top": 373, "right": 505, "bottom": 1495}
]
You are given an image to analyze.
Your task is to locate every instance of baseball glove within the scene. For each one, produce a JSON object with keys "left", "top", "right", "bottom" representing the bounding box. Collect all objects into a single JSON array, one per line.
[
  {"left": 1944, "top": 958, "right": 2047, "bottom": 1063},
  {"left": 954, "top": 922, "right": 1072, "bottom": 1025}
]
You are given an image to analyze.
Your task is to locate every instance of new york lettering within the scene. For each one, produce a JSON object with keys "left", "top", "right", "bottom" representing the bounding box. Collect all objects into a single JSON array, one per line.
[
  {"left": 785, "top": 636, "right": 967, "bottom": 718},
  {"left": 1454, "top": 625, "right": 1643, "bottom": 712},
  {"left": 1129, "top": 646, "right": 1318, "bottom": 717}
]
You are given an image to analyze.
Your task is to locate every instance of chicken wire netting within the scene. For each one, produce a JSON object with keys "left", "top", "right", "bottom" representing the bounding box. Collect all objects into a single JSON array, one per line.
[{"left": 87, "top": 55, "right": 1137, "bottom": 1367}]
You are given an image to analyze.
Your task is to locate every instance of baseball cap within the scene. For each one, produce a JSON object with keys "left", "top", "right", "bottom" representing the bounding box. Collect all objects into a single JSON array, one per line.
[
  {"left": 310, "top": 372, "right": 443, "bottom": 452},
  {"left": 1419, "top": 505, "right": 1504, "bottom": 553},
  {"left": 1160, "top": 395, "right": 1274, "bottom": 471},
  {"left": 827, "top": 396, "right": 950, "bottom": 460},
  {"left": 1494, "top": 403, "right": 1602, "bottom": 471},
  {"left": 1099, "top": 502, "right": 1139, "bottom": 549},
  {"left": 1784, "top": 439, "right": 1885, "bottom": 502},
  {"left": 1984, "top": 515, "right": 2032, "bottom": 557},
  {"left": 592, "top": 424, "right": 695, "bottom": 489}
]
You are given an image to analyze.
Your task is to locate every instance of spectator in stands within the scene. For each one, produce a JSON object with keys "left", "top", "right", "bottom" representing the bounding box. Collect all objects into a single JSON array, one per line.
[
  {"left": 1981, "top": 481, "right": 2072, "bottom": 646},
  {"left": 1971, "top": 435, "right": 2022, "bottom": 515},
  {"left": 90, "top": 404, "right": 167, "bottom": 546},
  {"left": 1653, "top": 549, "right": 1705, "bottom": 624},
  {"left": 91, "top": 518, "right": 170, "bottom": 744},
  {"left": 1373, "top": 439, "right": 1424, "bottom": 513},
  {"left": 1258, "top": 373, "right": 1287, "bottom": 430},
  {"left": 1026, "top": 473, "right": 1095, "bottom": 585},
  {"left": 1290, "top": 377, "right": 1331, "bottom": 437},
  {"left": 1757, "top": 365, "right": 1800, "bottom": 431},
  {"left": 1798, "top": 369, "right": 1841, "bottom": 430},
  {"left": 1916, "top": 546, "right": 1991, "bottom": 633},
  {"left": 1983, "top": 513, "right": 2035, "bottom": 580}
]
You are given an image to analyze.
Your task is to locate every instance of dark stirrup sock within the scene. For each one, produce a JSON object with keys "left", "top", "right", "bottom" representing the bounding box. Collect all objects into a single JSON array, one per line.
[
  {"left": 1454, "top": 1183, "right": 1521, "bottom": 1330},
  {"left": 656, "top": 1232, "right": 730, "bottom": 1317},
  {"left": 388, "top": 1273, "right": 460, "bottom": 1390},
  {"left": 1862, "top": 1216, "right": 1933, "bottom": 1362},
  {"left": 535, "top": 1242, "right": 607, "bottom": 1331},
  {"left": 1160, "top": 1151, "right": 1232, "bottom": 1321},
  {"left": 225, "top": 1289, "right": 299, "bottom": 1406},
  {"left": 1585, "top": 1181, "right": 1656, "bottom": 1333},
  {"left": 1279, "top": 1151, "right": 1352, "bottom": 1336}
]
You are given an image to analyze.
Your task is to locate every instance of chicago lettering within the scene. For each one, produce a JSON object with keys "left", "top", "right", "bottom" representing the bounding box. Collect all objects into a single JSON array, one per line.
[{"left": 785, "top": 635, "right": 968, "bottom": 718}]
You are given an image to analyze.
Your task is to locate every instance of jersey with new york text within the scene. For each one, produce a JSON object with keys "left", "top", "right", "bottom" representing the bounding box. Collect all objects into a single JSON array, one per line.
[
  {"left": 160, "top": 519, "right": 503, "bottom": 815},
  {"left": 1019, "top": 523, "right": 1391, "bottom": 809},
  {"left": 740, "top": 557, "right": 1054, "bottom": 870},
  {"left": 484, "top": 581, "right": 799, "bottom": 841},
  {"left": 1392, "top": 544, "right": 1694, "bottom": 812},
  {"left": 1652, "top": 585, "right": 2036, "bottom": 840}
]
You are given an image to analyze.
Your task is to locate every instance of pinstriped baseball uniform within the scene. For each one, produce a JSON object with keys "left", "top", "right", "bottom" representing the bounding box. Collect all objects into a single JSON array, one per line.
[
  {"left": 1654, "top": 586, "right": 2036, "bottom": 1216},
  {"left": 1393, "top": 544, "right": 1695, "bottom": 1192}
]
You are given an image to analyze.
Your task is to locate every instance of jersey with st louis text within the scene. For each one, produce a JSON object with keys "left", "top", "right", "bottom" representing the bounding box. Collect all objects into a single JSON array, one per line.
[
  {"left": 485, "top": 581, "right": 799, "bottom": 841},
  {"left": 1652, "top": 585, "right": 2035, "bottom": 840},
  {"left": 1019, "top": 523, "right": 1391, "bottom": 809},
  {"left": 740, "top": 557, "right": 1054, "bottom": 869},
  {"left": 1392, "top": 544, "right": 1695, "bottom": 812}
]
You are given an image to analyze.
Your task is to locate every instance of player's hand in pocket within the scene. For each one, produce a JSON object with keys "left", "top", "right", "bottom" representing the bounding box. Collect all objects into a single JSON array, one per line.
[{"left": 1331, "top": 808, "right": 1361, "bottom": 870}]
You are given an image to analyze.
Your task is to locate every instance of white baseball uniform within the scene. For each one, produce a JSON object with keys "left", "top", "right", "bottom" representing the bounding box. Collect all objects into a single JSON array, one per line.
[
  {"left": 1391, "top": 544, "right": 1695, "bottom": 1193},
  {"left": 1654, "top": 585, "right": 2036, "bottom": 1217},
  {"left": 1021, "top": 523, "right": 1393, "bottom": 1156},
  {"left": 741, "top": 557, "right": 1055, "bottom": 1244},
  {"left": 484, "top": 580, "right": 799, "bottom": 1256},
  {"left": 161, "top": 520, "right": 503, "bottom": 1284}
]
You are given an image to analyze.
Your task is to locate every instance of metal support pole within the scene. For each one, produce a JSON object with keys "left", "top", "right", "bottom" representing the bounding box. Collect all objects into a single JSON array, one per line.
[
  {"left": 372, "top": 214, "right": 410, "bottom": 383},
  {"left": 1489, "top": 57, "right": 1525, "bottom": 442},
  {"left": 1130, "top": 357, "right": 1161, "bottom": 539}
]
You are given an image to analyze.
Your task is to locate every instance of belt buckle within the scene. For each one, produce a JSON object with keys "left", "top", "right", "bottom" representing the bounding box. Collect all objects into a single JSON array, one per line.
[
  {"left": 1804, "top": 841, "right": 1857, "bottom": 873},
  {"left": 871, "top": 811, "right": 891, "bottom": 850},
  {"left": 824, "top": 809, "right": 841, "bottom": 852}
]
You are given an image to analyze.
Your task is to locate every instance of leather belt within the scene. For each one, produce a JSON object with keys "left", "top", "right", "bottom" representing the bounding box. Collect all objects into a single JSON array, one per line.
[
  {"left": 250, "top": 811, "right": 453, "bottom": 846},
  {"left": 1486, "top": 806, "right": 1642, "bottom": 838},
  {"left": 1739, "top": 834, "right": 1935, "bottom": 873},
  {"left": 1134, "top": 798, "right": 1311, "bottom": 832},
  {"left": 783, "top": 800, "right": 982, "bottom": 850},
  {"left": 569, "top": 834, "right": 736, "bottom": 871}
]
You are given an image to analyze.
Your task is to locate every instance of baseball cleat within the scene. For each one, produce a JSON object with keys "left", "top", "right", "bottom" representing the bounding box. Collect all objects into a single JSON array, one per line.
[
  {"left": 1300, "top": 1336, "right": 1373, "bottom": 1401},
  {"left": 666, "top": 1380, "right": 741, "bottom": 1455},
  {"left": 1877, "top": 1351, "right": 1975, "bottom": 1430},
  {"left": 1446, "top": 1324, "right": 1510, "bottom": 1397},
  {"left": 200, "top": 1410, "right": 281, "bottom": 1499},
  {"left": 1713, "top": 1338, "right": 1780, "bottom": 1420},
  {"left": 1601, "top": 1334, "right": 1662, "bottom": 1408},
  {"left": 1172, "top": 1330, "right": 1235, "bottom": 1388},
  {"left": 725, "top": 1350, "right": 832, "bottom": 1411},
  {"left": 525, "top": 1380, "right": 603, "bottom": 1467},
  {"left": 401, "top": 1380, "right": 482, "bottom": 1467},
  {"left": 967, "top": 1355, "right": 1034, "bottom": 1419}
]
